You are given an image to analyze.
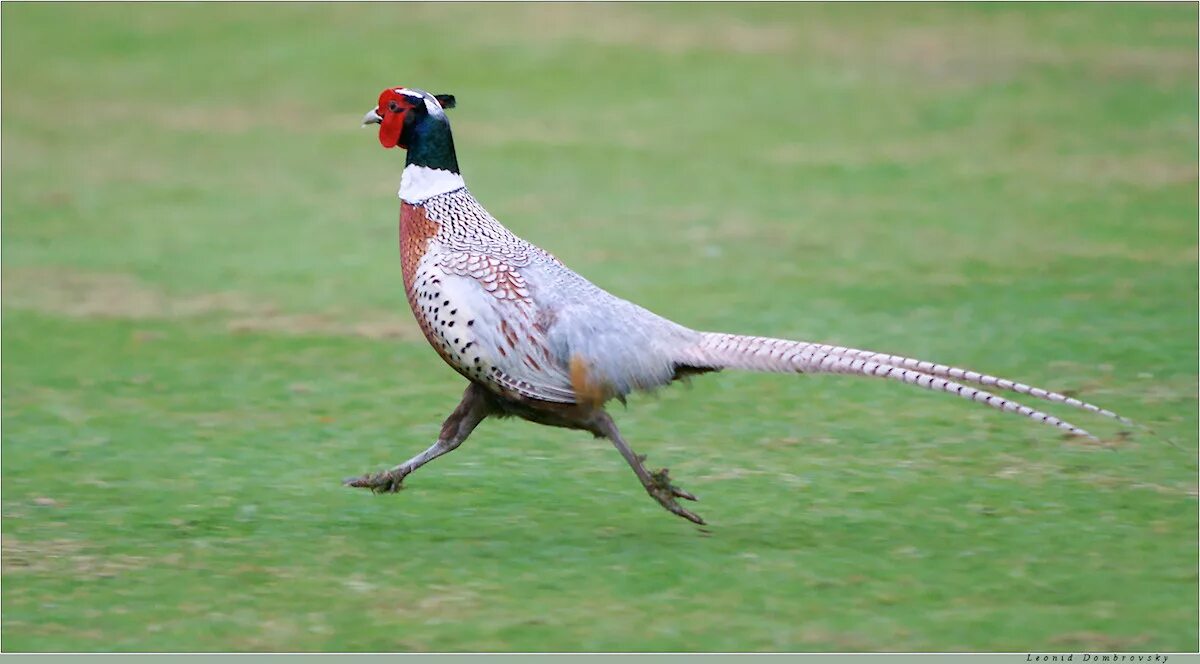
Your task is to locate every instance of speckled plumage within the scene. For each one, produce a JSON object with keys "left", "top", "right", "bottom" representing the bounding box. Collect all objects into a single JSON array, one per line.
[
  {"left": 347, "top": 86, "right": 1131, "bottom": 525},
  {"left": 400, "top": 185, "right": 701, "bottom": 407}
]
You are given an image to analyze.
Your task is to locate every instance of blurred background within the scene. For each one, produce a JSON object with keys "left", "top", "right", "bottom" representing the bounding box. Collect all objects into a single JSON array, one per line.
[{"left": 2, "top": 2, "right": 1196, "bottom": 652}]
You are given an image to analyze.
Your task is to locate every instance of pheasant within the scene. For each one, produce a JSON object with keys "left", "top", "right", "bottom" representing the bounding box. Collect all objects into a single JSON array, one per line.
[{"left": 346, "top": 86, "right": 1130, "bottom": 525}]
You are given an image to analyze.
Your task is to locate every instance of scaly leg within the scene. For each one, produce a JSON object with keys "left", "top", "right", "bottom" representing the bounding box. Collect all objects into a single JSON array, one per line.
[
  {"left": 590, "top": 411, "right": 704, "bottom": 525},
  {"left": 344, "top": 383, "right": 493, "bottom": 493}
]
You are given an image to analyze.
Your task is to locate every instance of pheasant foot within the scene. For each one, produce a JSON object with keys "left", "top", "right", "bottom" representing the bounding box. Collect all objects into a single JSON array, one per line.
[
  {"left": 343, "top": 466, "right": 409, "bottom": 493},
  {"left": 645, "top": 467, "right": 704, "bottom": 525},
  {"left": 342, "top": 384, "right": 493, "bottom": 496}
]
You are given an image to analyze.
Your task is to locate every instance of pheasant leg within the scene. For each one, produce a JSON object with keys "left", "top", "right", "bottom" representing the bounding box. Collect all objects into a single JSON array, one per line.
[
  {"left": 344, "top": 383, "right": 493, "bottom": 493},
  {"left": 590, "top": 411, "right": 704, "bottom": 525}
]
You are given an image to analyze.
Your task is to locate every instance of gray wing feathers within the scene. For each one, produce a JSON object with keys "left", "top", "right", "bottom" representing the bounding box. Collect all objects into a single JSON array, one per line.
[{"left": 526, "top": 257, "right": 702, "bottom": 401}]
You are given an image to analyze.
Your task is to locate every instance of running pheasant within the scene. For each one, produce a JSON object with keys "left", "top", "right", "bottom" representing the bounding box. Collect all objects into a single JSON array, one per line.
[{"left": 345, "top": 86, "right": 1129, "bottom": 525}]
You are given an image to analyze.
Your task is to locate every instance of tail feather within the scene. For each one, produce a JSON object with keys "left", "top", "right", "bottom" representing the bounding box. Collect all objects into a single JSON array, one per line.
[
  {"left": 684, "top": 333, "right": 1127, "bottom": 440},
  {"left": 800, "top": 342, "right": 1132, "bottom": 425}
]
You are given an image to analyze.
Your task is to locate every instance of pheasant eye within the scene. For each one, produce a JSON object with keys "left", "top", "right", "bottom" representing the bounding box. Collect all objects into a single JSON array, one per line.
[{"left": 388, "top": 100, "right": 401, "bottom": 113}]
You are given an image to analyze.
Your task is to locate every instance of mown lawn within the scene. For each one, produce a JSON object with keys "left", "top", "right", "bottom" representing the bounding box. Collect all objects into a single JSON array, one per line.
[{"left": 2, "top": 2, "right": 1196, "bottom": 652}]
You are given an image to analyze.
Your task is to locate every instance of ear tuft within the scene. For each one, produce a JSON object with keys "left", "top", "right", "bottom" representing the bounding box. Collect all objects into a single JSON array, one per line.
[{"left": 435, "top": 94, "right": 456, "bottom": 110}]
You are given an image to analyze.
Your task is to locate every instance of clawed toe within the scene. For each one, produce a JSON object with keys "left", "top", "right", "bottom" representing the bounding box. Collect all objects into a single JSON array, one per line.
[
  {"left": 658, "top": 496, "right": 706, "bottom": 525},
  {"left": 671, "top": 485, "right": 698, "bottom": 502}
]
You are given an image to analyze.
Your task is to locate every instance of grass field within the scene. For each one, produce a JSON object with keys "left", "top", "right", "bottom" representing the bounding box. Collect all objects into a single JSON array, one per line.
[{"left": 2, "top": 2, "right": 1197, "bottom": 653}]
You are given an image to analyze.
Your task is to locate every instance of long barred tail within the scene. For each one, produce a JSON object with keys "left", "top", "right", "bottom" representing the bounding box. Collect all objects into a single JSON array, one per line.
[{"left": 683, "top": 332, "right": 1131, "bottom": 440}]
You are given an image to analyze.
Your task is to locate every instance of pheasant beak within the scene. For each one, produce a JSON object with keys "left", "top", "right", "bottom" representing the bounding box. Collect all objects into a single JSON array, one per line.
[{"left": 362, "top": 107, "right": 383, "bottom": 126}]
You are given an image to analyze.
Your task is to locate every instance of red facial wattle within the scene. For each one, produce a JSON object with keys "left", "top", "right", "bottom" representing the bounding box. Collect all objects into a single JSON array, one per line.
[
  {"left": 378, "top": 110, "right": 405, "bottom": 149},
  {"left": 376, "top": 88, "right": 412, "bottom": 149}
]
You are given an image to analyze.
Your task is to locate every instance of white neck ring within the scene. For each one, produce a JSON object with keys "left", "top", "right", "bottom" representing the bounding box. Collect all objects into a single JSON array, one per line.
[{"left": 399, "top": 164, "right": 465, "bottom": 203}]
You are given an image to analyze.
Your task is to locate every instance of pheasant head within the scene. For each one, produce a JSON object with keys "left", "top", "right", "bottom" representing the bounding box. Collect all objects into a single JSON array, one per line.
[
  {"left": 363, "top": 86, "right": 464, "bottom": 202},
  {"left": 362, "top": 87, "right": 456, "bottom": 150}
]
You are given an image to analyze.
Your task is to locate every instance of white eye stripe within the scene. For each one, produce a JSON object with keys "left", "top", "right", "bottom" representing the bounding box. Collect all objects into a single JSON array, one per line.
[{"left": 388, "top": 87, "right": 445, "bottom": 117}]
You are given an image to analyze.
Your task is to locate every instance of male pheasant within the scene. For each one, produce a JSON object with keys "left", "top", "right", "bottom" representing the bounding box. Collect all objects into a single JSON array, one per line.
[{"left": 346, "top": 86, "right": 1130, "bottom": 525}]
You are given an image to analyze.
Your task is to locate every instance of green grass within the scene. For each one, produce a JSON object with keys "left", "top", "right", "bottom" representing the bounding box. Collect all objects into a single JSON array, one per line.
[{"left": 2, "top": 2, "right": 1196, "bottom": 653}]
